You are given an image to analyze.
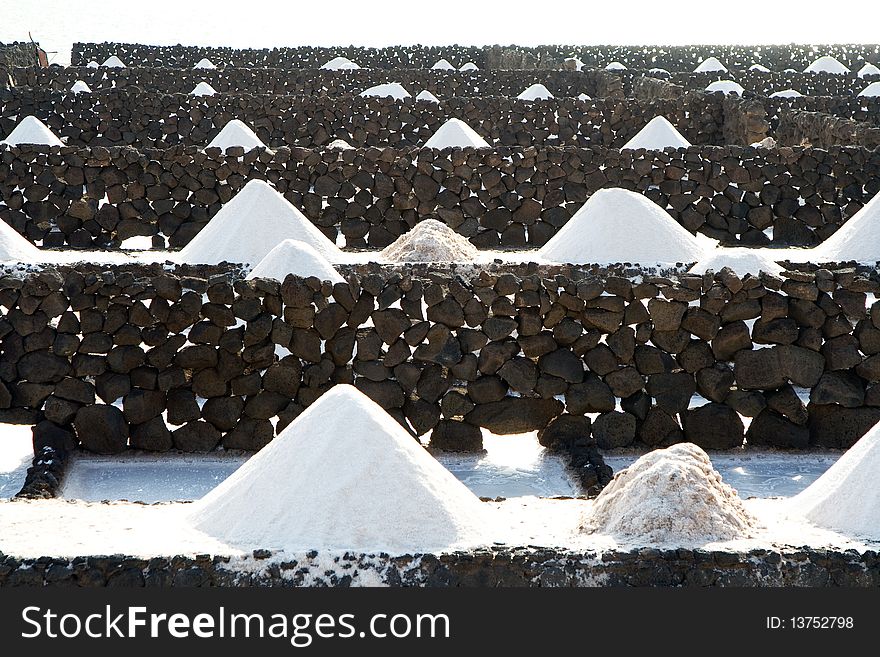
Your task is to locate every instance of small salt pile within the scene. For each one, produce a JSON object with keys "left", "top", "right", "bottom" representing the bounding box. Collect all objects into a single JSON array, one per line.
[
  {"left": 193, "top": 58, "right": 216, "bottom": 69},
  {"left": 177, "top": 179, "right": 341, "bottom": 266},
  {"left": 769, "top": 89, "right": 803, "bottom": 98},
  {"left": 538, "top": 188, "right": 707, "bottom": 265},
  {"left": 857, "top": 63, "right": 880, "bottom": 78},
  {"left": 749, "top": 64, "right": 771, "bottom": 72},
  {"left": 247, "top": 239, "right": 344, "bottom": 283},
  {"left": 705, "top": 80, "right": 744, "bottom": 95},
  {"left": 577, "top": 93, "right": 592, "bottom": 101},
  {"left": 517, "top": 83, "right": 554, "bottom": 101},
  {"left": 859, "top": 82, "right": 880, "bottom": 98},
  {"left": 693, "top": 56, "right": 727, "bottom": 73},
  {"left": 605, "top": 62, "right": 626, "bottom": 70},
  {"left": 359, "top": 82, "right": 410, "bottom": 100},
  {"left": 70, "top": 80, "right": 92, "bottom": 94},
  {"left": 188, "top": 385, "right": 490, "bottom": 552},
  {"left": 327, "top": 138, "right": 353, "bottom": 149},
  {"left": 620, "top": 116, "right": 691, "bottom": 150},
  {"left": 751, "top": 136, "right": 777, "bottom": 148},
  {"left": 689, "top": 248, "right": 783, "bottom": 276},
  {"left": 101, "top": 55, "right": 126, "bottom": 68},
  {"left": 810, "top": 190, "right": 880, "bottom": 262},
  {"left": 190, "top": 81, "right": 217, "bottom": 97},
  {"left": 423, "top": 118, "right": 491, "bottom": 149},
  {"left": 416, "top": 90, "right": 440, "bottom": 103},
  {"left": 1, "top": 215, "right": 41, "bottom": 263},
  {"left": 583, "top": 443, "right": 757, "bottom": 544},
  {"left": 459, "top": 62, "right": 478, "bottom": 71},
  {"left": 206, "top": 119, "right": 266, "bottom": 152},
  {"left": 320, "top": 56, "right": 360, "bottom": 70},
  {"left": 86, "top": 61, "right": 99, "bottom": 68},
  {"left": 648, "top": 67, "right": 670, "bottom": 77},
  {"left": 1, "top": 116, "right": 64, "bottom": 147},
  {"left": 804, "top": 55, "right": 850, "bottom": 74},
  {"left": 381, "top": 219, "right": 478, "bottom": 263},
  {"left": 431, "top": 58, "right": 455, "bottom": 70}
]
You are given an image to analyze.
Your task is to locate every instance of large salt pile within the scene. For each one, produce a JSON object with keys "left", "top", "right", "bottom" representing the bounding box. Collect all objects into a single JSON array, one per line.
[
  {"left": 416, "top": 89, "right": 440, "bottom": 103},
  {"left": 789, "top": 421, "right": 880, "bottom": 538},
  {"left": 689, "top": 248, "right": 783, "bottom": 276},
  {"left": 1, "top": 116, "right": 64, "bottom": 147},
  {"left": 177, "top": 179, "right": 341, "bottom": 265},
  {"left": 188, "top": 385, "right": 490, "bottom": 551},
  {"left": 620, "top": 116, "right": 691, "bottom": 150},
  {"left": 431, "top": 58, "right": 455, "bottom": 70},
  {"left": 247, "top": 239, "right": 344, "bottom": 283},
  {"left": 194, "top": 58, "right": 216, "bottom": 69},
  {"left": 770, "top": 88, "right": 803, "bottom": 98},
  {"left": 810, "top": 191, "right": 880, "bottom": 263},
  {"left": 693, "top": 56, "right": 727, "bottom": 73},
  {"left": 804, "top": 55, "right": 850, "bottom": 74},
  {"left": 583, "top": 443, "right": 757, "bottom": 544},
  {"left": 704, "top": 80, "right": 744, "bottom": 95},
  {"left": 190, "top": 81, "right": 217, "bottom": 97},
  {"left": 517, "top": 83, "right": 554, "bottom": 101},
  {"left": 102, "top": 56, "right": 126, "bottom": 68},
  {"left": 206, "top": 119, "right": 266, "bottom": 151},
  {"left": 538, "top": 188, "right": 707, "bottom": 265},
  {"left": 320, "top": 56, "right": 360, "bottom": 70},
  {"left": 381, "top": 219, "right": 479, "bottom": 262},
  {"left": 858, "top": 63, "right": 880, "bottom": 78},
  {"left": 70, "top": 80, "right": 92, "bottom": 94},
  {"left": 423, "top": 118, "right": 491, "bottom": 149},
  {"left": 360, "top": 82, "right": 410, "bottom": 100},
  {"left": 1, "top": 215, "right": 41, "bottom": 263},
  {"left": 859, "top": 82, "right": 880, "bottom": 98}
]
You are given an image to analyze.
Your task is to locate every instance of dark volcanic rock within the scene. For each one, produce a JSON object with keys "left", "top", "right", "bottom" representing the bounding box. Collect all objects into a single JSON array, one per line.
[
  {"left": 465, "top": 397, "right": 563, "bottom": 434},
  {"left": 73, "top": 405, "right": 129, "bottom": 454},
  {"left": 592, "top": 411, "right": 636, "bottom": 449},
  {"left": 537, "top": 414, "right": 592, "bottom": 449},
  {"left": 429, "top": 420, "right": 483, "bottom": 452},
  {"left": 682, "top": 403, "right": 743, "bottom": 449},
  {"left": 746, "top": 410, "right": 810, "bottom": 449}
]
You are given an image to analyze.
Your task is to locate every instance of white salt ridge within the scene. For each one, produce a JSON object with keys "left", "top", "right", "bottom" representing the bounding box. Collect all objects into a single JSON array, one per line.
[
  {"left": 320, "top": 57, "right": 359, "bottom": 70},
  {"left": 620, "top": 116, "right": 691, "bottom": 150},
  {"left": 811, "top": 190, "right": 880, "bottom": 263},
  {"left": 689, "top": 247, "right": 784, "bottom": 276},
  {"left": 206, "top": 119, "right": 266, "bottom": 151},
  {"left": 193, "top": 58, "right": 216, "bottom": 69},
  {"left": 858, "top": 82, "right": 880, "bottom": 98},
  {"left": 749, "top": 64, "right": 771, "bottom": 72},
  {"left": 858, "top": 63, "right": 880, "bottom": 78},
  {"left": 605, "top": 62, "right": 626, "bottom": 70},
  {"left": 694, "top": 56, "right": 727, "bottom": 73},
  {"left": 423, "top": 118, "right": 491, "bottom": 149},
  {"left": 517, "top": 83, "right": 554, "bottom": 101},
  {"left": 188, "top": 385, "right": 490, "bottom": 552},
  {"left": 804, "top": 55, "right": 850, "bottom": 74},
  {"left": 539, "top": 188, "right": 707, "bottom": 265},
  {"left": 431, "top": 59, "right": 455, "bottom": 70},
  {"left": 190, "top": 81, "right": 217, "bottom": 97},
  {"left": 584, "top": 443, "right": 757, "bottom": 544},
  {"left": 416, "top": 90, "right": 440, "bottom": 103},
  {"left": 177, "top": 179, "right": 341, "bottom": 266},
  {"left": 705, "top": 80, "right": 744, "bottom": 95},
  {"left": 577, "top": 93, "right": 592, "bottom": 101},
  {"left": 327, "top": 138, "right": 353, "bottom": 149},
  {"left": 1, "top": 116, "right": 64, "bottom": 147},
  {"left": 102, "top": 56, "right": 125, "bottom": 68},
  {"left": 0, "top": 214, "right": 41, "bottom": 263},
  {"left": 770, "top": 88, "right": 803, "bottom": 98},
  {"left": 790, "top": 421, "right": 880, "bottom": 538},
  {"left": 459, "top": 62, "right": 478, "bottom": 71},
  {"left": 70, "top": 80, "right": 91, "bottom": 94},
  {"left": 360, "top": 82, "right": 410, "bottom": 100},
  {"left": 247, "top": 239, "right": 344, "bottom": 284},
  {"left": 381, "top": 219, "right": 478, "bottom": 263}
]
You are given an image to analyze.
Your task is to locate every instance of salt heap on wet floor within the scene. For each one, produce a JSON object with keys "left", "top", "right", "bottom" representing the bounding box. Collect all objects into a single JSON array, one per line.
[
  {"left": 177, "top": 179, "right": 341, "bottom": 266},
  {"left": 804, "top": 55, "right": 850, "bottom": 74},
  {"left": 517, "top": 83, "right": 554, "bottom": 101},
  {"left": 190, "top": 81, "right": 217, "bottom": 97},
  {"left": 320, "top": 56, "right": 359, "bottom": 70},
  {"left": 705, "top": 80, "right": 744, "bottom": 95},
  {"left": 859, "top": 82, "right": 880, "bottom": 98},
  {"left": 247, "top": 239, "right": 344, "bottom": 283},
  {"left": 381, "top": 219, "right": 479, "bottom": 262},
  {"left": 693, "top": 56, "right": 727, "bottom": 73},
  {"left": 102, "top": 56, "right": 126, "bottom": 68},
  {"left": 689, "top": 248, "right": 783, "bottom": 276},
  {"left": 423, "top": 118, "right": 491, "bottom": 149},
  {"left": 1, "top": 214, "right": 41, "bottom": 262},
  {"left": 206, "top": 119, "right": 266, "bottom": 151},
  {"left": 810, "top": 190, "right": 880, "bottom": 262},
  {"left": 858, "top": 63, "right": 880, "bottom": 78},
  {"left": 790, "top": 421, "right": 880, "bottom": 538},
  {"left": 360, "top": 82, "right": 410, "bottom": 100},
  {"left": 194, "top": 58, "right": 216, "bottom": 69},
  {"left": 620, "top": 116, "right": 691, "bottom": 150},
  {"left": 1, "top": 116, "right": 64, "bottom": 147},
  {"left": 70, "top": 80, "right": 91, "bottom": 94},
  {"left": 583, "top": 443, "right": 757, "bottom": 544},
  {"left": 538, "top": 188, "right": 707, "bottom": 265},
  {"left": 188, "top": 385, "right": 490, "bottom": 552}
]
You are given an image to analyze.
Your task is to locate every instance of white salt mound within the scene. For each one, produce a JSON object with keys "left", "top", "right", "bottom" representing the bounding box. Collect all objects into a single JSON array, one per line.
[
  {"left": 811, "top": 190, "right": 880, "bottom": 263},
  {"left": 1, "top": 116, "right": 64, "bottom": 147},
  {"left": 247, "top": 239, "right": 344, "bottom": 284},
  {"left": 177, "top": 179, "right": 340, "bottom": 266},
  {"left": 790, "top": 421, "right": 880, "bottom": 538},
  {"left": 577, "top": 93, "right": 592, "bottom": 101},
  {"left": 206, "top": 119, "right": 266, "bottom": 152},
  {"left": 858, "top": 63, "right": 880, "bottom": 78},
  {"left": 689, "top": 248, "right": 783, "bottom": 276},
  {"left": 327, "top": 138, "right": 353, "bottom": 149},
  {"left": 751, "top": 136, "right": 777, "bottom": 149},
  {"left": 517, "top": 83, "right": 554, "bottom": 101},
  {"left": 749, "top": 64, "right": 771, "bottom": 72},
  {"left": 360, "top": 82, "right": 410, "bottom": 100},
  {"left": 102, "top": 56, "right": 125, "bottom": 68},
  {"left": 620, "top": 116, "right": 691, "bottom": 150},
  {"left": 381, "top": 219, "right": 478, "bottom": 263},
  {"left": 858, "top": 82, "right": 880, "bottom": 98},
  {"left": 770, "top": 89, "right": 803, "bottom": 98},
  {"left": 188, "top": 385, "right": 490, "bottom": 552},
  {"left": 605, "top": 62, "right": 626, "bottom": 70},
  {"left": 0, "top": 215, "right": 41, "bottom": 263},
  {"left": 416, "top": 90, "right": 440, "bottom": 103},
  {"left": 194, "top": 58, "right": 216, "bottom": 69},
  {"left": 70, "top": 80, "right": 91, "bottom": 94},
  {"left": 320, "top": 57, "right": 360, "bottom": 70},
  {"left": 423, "top": 118, "right": 491, "bottom": 149},
  {"left": 190, "top": 81, "right": 217, "bottom": 97},
  {"left": 460, "top": 62, "right": 478, "bottom": 71},
  {"left": 538, "top": 188, "right": 707, "bottom": 265},
  {"left": 694, "top": 56, "right": 727, "bottom": 73},
  {"left": 705, "top": 80, "right": 744, "bottom": 95},
  {"left": 648, "top": 67, "right": 670, "bottom": 77},
  {"left": 804, "top": 55, "right": 850, "bottom": 74},
  {"left": 86, "top": 61, "right": 99, "bottom": 68},
  {"left": 431, "top": 59, "right": 455, "bottom": 70},
  {"left": 584, "top": 443, "right": 757, "bottom": 544}
]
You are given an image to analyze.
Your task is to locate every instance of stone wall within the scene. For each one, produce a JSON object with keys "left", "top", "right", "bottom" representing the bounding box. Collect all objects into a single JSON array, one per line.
[
  {"left": 3, "top": 262, "right": 880, "bottom": 456},
  {"left": 765, "top": 97, "right": 880, "bottom": 131},
  {"left": 2, "top": 143, "right": 878, "bottom": 250},
  {"left": 777, "top": 110, "right": 880, "bottom": 149},
  {"left": 668, "top": 71, "right": 880, "bottom": 97}
]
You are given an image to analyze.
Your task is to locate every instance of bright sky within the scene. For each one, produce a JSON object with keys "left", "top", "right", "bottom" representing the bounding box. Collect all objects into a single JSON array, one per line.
[{"left": 2, "top": 0, "right": 879, "bottom": 65}]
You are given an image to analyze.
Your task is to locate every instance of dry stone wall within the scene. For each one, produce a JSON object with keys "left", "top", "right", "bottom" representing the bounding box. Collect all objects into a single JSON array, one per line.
[{"left": 777, "top": 110, "right": 880, "bottom": 149}]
